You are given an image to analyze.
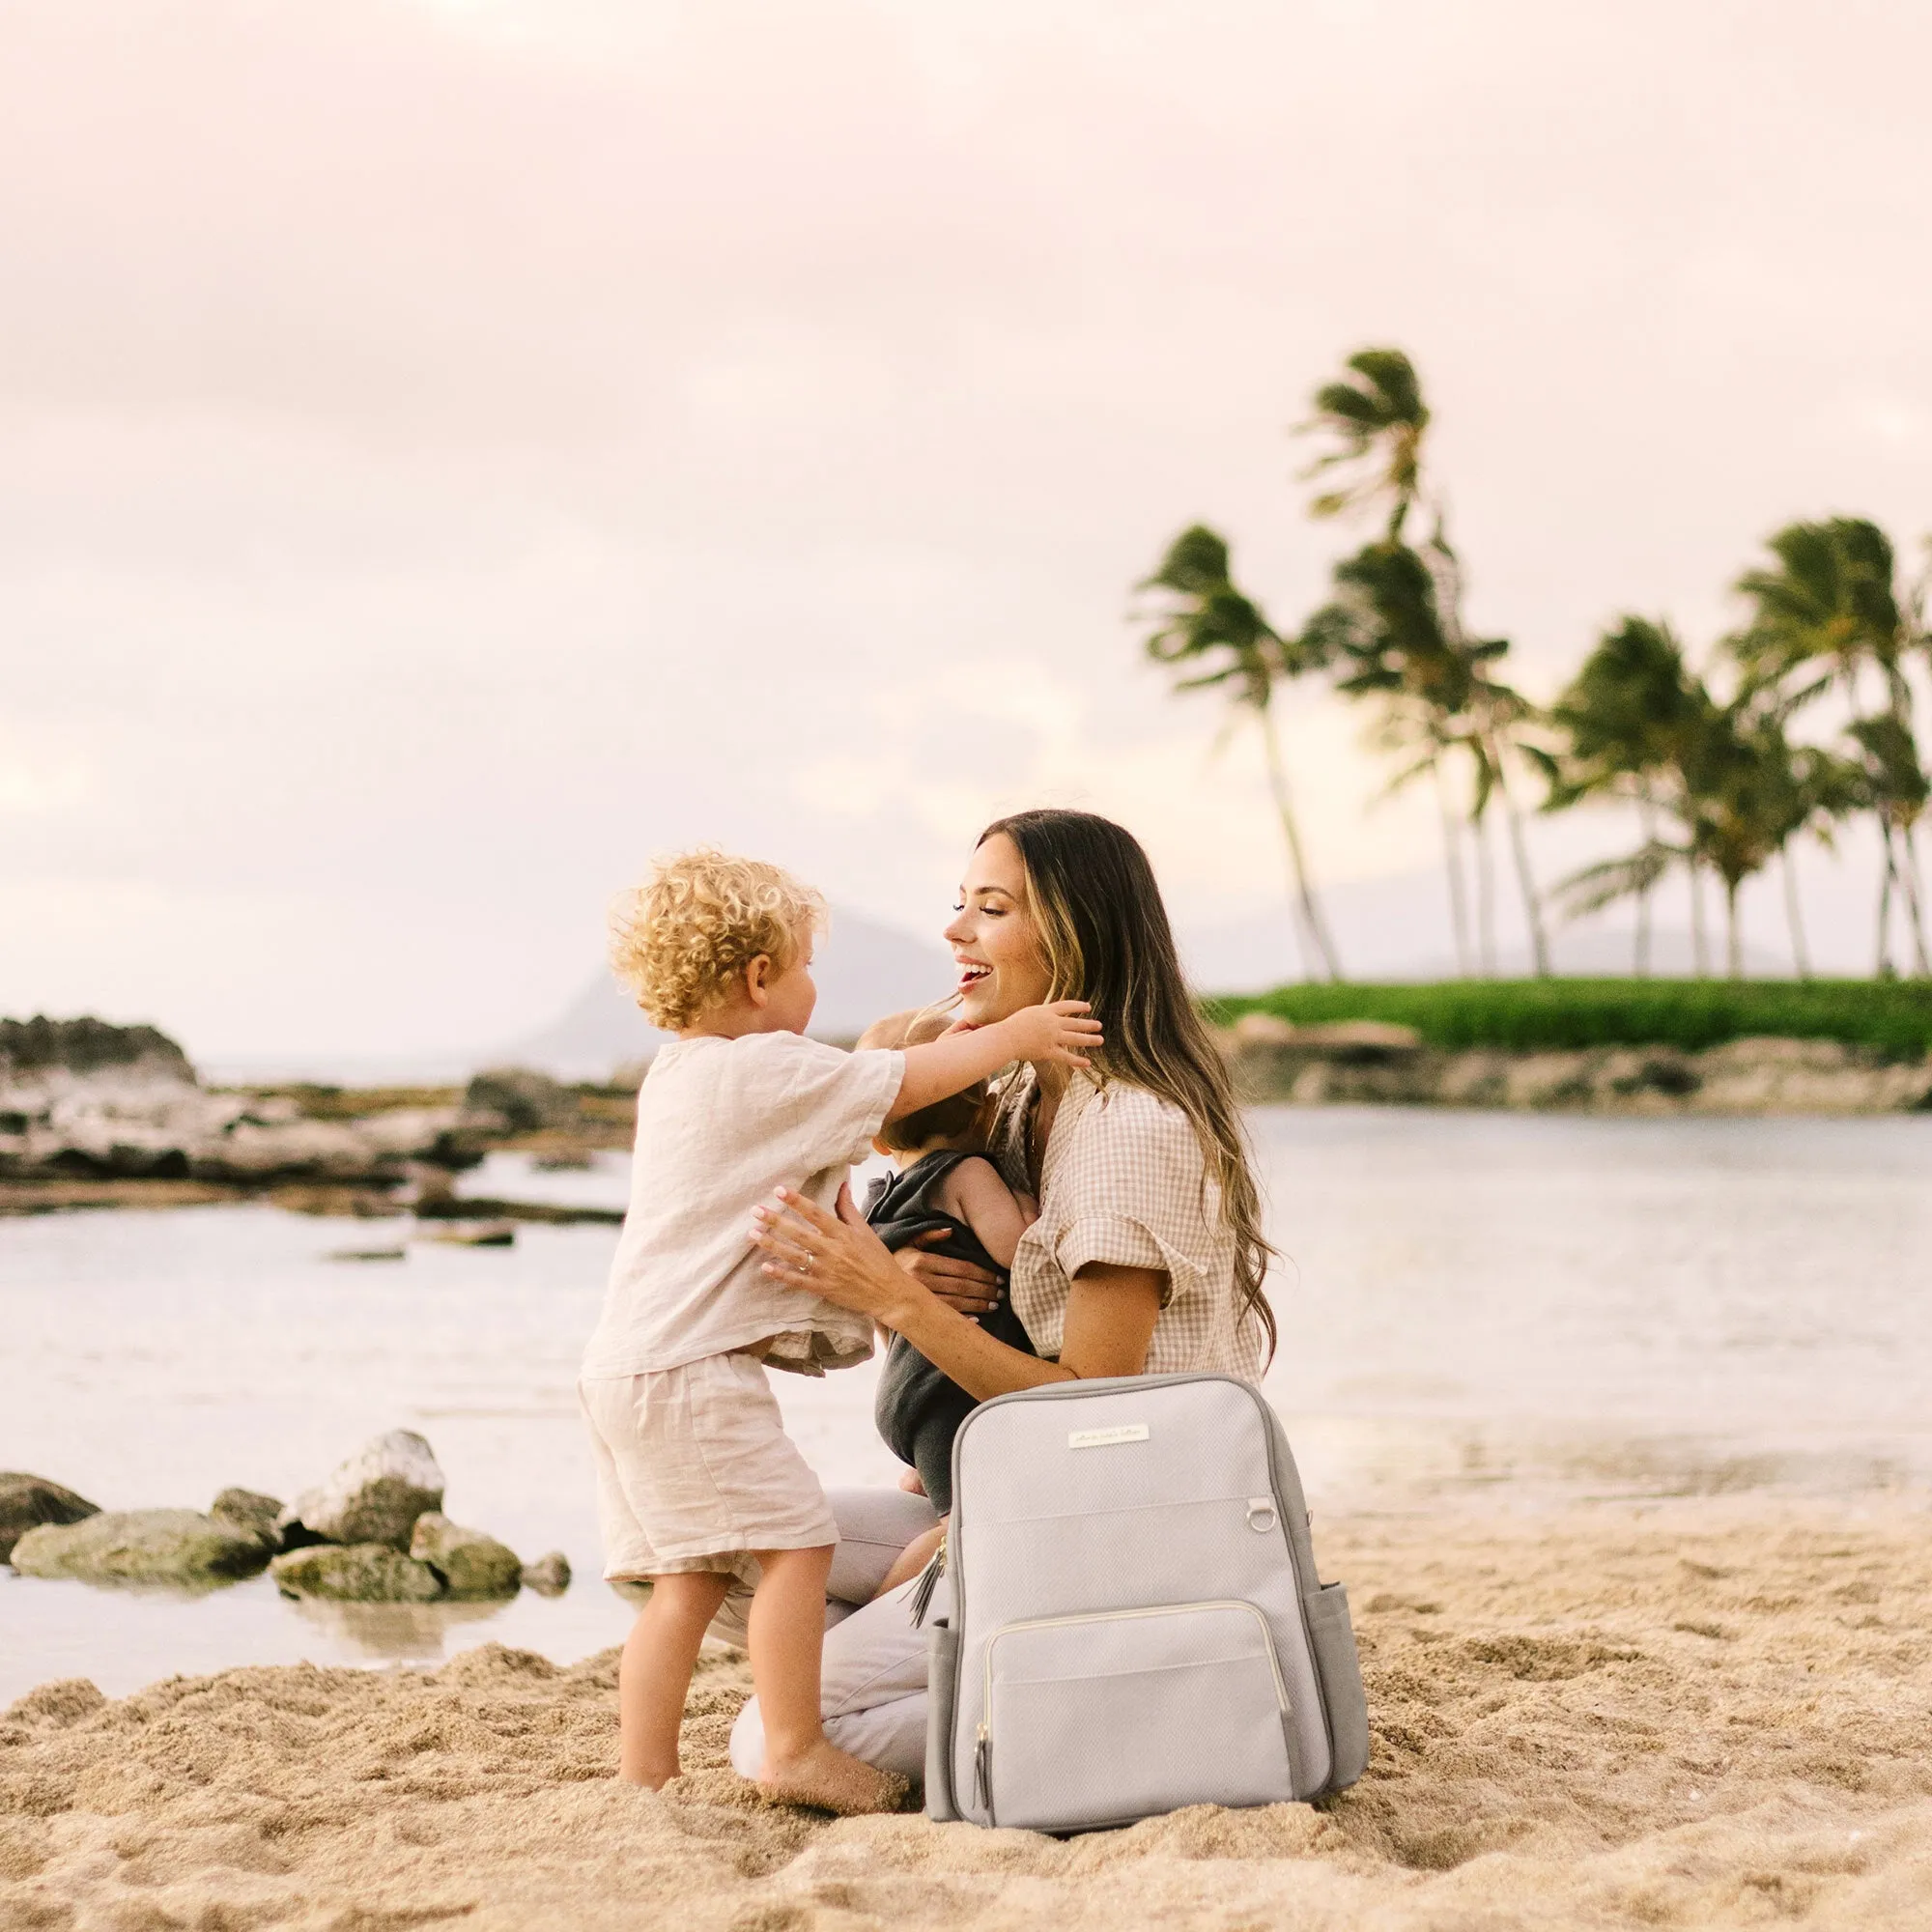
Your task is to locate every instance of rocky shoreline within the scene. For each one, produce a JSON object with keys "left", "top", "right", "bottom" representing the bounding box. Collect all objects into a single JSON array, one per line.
[
  {"left": 1216, "top": 1014, "right": 1932, "bottom": 1115},
  {"left": 0, "top": 1021, "right": 632, "bottom": 1215},
  {"left": 3, "top": 1431, "right": 569, "bottom": 1605},
  {"left": 4, "top": 1013, "right": 1926, "bottom": 1223}
]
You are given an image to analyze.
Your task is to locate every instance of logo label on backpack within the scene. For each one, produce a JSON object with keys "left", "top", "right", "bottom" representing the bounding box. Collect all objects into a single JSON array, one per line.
[{"left": 1067, "top": 1424, "right": 1150, "bottom": 1449}]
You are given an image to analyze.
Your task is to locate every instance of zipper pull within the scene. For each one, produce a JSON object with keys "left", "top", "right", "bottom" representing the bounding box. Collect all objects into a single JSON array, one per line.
[
  {"left": 907, "top": 1527, "right": 947, "bottom": 1628},
  {"left": 974, "top": 1722, "right": 990, "bottom": 1812}
]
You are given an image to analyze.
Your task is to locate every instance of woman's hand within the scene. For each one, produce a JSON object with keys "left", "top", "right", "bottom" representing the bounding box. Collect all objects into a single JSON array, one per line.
[
  {"left": 892, "top": 1227, "right": 1001, "bottom": 1316},
  {"left": 750, "top": 1185, "right": 921, "bottom": 1327}
]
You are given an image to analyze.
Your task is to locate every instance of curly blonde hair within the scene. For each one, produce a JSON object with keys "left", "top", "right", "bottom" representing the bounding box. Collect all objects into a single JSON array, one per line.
[{"left": 610, "top": 849, "right": 826, "bottom": 1031}]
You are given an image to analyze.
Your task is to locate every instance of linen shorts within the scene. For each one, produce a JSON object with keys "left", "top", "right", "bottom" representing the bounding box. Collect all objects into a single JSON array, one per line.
[{"left": 579, "top": 1351, "right": 838, "bottom": 1582}]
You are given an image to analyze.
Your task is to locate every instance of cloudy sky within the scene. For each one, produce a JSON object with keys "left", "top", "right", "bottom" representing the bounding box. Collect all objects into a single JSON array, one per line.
[{"left": 4, "top": 0, "right": 1928, "bottom": 1065}]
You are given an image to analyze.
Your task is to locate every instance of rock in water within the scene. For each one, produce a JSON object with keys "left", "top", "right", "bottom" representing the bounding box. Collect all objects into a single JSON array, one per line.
[
  {"left": 409, "top": 1514, "right": 524, "bottom": 1599},
  {"left": 270, "top": 1543, "right": 445, "bottom": 1603},
  {"left": 11, "top": 1509, "right": 271, "bottom": 1584},
  {"left": 281, "top": 1430, "right": 445, "bottom": 1549},
  {"left": 0, "top": 1473, "right": 99, "bottom": 1564},
  {"left": 210, "top": 1488, "right": 284, "bottom": 1550},
  {"left": 521, "top": 1550, "right": 572, "bottom": 1596},
  {"left": 462, "top": 1066, "right": 577, "bottom": 1134}
]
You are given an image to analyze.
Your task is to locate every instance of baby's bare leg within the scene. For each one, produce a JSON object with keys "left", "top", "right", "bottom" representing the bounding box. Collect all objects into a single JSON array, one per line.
[
  {"left": 619, "top": 1570, "right": 730, "bottom": 1787},
  {"left": 749, "top": 1544, "right": 906, "bottom": 1814}
]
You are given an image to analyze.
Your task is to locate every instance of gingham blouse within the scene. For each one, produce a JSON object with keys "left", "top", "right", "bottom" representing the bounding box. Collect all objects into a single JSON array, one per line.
[{"left": 990, "top": 1066, "right": 1264, "bottom": 1380}]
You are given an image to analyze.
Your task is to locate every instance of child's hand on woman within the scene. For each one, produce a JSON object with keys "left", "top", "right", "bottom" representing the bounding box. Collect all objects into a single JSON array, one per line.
[{"left": 1002, "top": 999, "right": 1101, "bottom": 1067}]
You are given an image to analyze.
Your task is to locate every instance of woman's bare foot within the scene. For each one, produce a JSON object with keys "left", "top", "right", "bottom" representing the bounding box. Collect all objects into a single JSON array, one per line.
[{"left": 757, "top": 1739, "right": 909, "bottom": 1815}]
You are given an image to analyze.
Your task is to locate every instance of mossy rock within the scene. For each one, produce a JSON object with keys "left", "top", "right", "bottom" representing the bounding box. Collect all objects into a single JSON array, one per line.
[
  {"left": 279, "top": 1430, "right": 444, "bottom": 1550},
  {"left": 270, "top": 1543, "right": 445, "bottom": 1603},
  {"left": 11, "top": 1509, "right": 270, "bottom": 1585},
  {"left": 210, "top": 1488, "right": 284, "bottom": 1548},
  {"left": 0, "top": 1474, "right": 99, "bottom": 1564},
  {"left": 409, "top": 1514, "right": 523, "bottom": 1600},
  {"left": 520, "top": 1550, "right": 572, "bottom": 1597}
]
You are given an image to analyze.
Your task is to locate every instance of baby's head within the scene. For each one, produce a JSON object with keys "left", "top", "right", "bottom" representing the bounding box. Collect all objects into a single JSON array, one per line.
[
  {"left": 610, "top": 849, "right": 826, "bottom": 1036},
  {"left": 860, "top": 1007, "right": 989, "bottom": 1162}
]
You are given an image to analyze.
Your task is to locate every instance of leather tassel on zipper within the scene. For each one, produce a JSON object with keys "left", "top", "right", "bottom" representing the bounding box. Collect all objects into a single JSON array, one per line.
[
  {"left": 973, "top": 1724, "right": 991, "bottom": 1812},
  {"left": 907, "top": 1527, "right": 947, "bottom": 1628}
]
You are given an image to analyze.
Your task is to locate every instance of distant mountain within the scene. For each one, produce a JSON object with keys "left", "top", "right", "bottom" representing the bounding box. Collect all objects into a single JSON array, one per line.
[{"left": 502, "top": 907, "right": 955, "bottom": 1079}]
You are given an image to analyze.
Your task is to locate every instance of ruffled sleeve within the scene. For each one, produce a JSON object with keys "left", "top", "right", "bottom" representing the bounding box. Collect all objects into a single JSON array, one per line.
[{"left": 1012, "top": 1079, "right": 1227, "bottom": 1359}]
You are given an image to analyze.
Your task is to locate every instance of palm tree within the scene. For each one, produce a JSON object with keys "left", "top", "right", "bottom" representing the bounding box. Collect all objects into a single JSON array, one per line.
[
  {"left": 1763, "top": 736, "right": 1862, "bottom": 980},
  {"left": 1550, "top": 642, "right": 1861, "bottom": 980},
  {"left": 1696, "top": 696, "right": 1814, "bottom": 981},
  {"left": 1542, "top": 618, "right": 1709, "bottom": 975},
  {"left": 1139, "top": 525, "right": 1346, "bottom": 981},
  {"left": 1297, "top": 349, "right": 1432, "bottom": 538},
  {"left": 1299, "top": 540, "right": 1488, "bottom": 973},
  {"left": 1732, "top": 518, "right": 1931, "bottom": 976},
  {"left": 1295, "top": 349, "right": 1551, "bottom": 975},
  {"left": 1843, "top": 713, "right": 1932, "bottom": 978},
  {"left": 1549, "top": 632, "right": 1720, "bottom": 977}
]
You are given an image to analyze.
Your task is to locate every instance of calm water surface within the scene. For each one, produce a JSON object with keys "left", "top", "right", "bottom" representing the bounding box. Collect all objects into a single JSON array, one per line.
[{"left": 4, "top": 1111, "right": 1928, "bottom": 1703}]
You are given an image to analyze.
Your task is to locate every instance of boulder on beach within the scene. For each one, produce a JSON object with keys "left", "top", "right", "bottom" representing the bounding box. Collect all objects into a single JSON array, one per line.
[
  {"left": 11, "top": 1509, "right": 272, "bottom": 1586},
  {"left": 270, "top": 1543, "right": 445, "bottom": 1603},
  {"left": 520, "top": 1550, "right": 572, "bottom": 1596},
  {"left": 0, "top": 1472, "right": 100, "bottom": 1564},
  {"left": 409, "top": 1514, "right": 523, "bottom": 1599},
  {"left": 210, "top": 1488, "right": 284, "bottom": 1550},
  {"left": 279, "top": 1430, "right": 445, "bottom": 1550}
]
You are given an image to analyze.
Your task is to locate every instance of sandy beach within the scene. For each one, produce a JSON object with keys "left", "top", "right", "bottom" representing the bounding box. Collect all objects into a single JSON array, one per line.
[{"left": 6, "top": 1497, "right": 1927, "bottom": 1931}]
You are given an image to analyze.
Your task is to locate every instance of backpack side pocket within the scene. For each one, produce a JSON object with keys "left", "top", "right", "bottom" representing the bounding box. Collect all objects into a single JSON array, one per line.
[
  {"left": 924, "top": 1620, "right": 961, "bottom": 1820},
  {"left": 1305, "top": 1580, "right": 1370, "bottom": 1791}
]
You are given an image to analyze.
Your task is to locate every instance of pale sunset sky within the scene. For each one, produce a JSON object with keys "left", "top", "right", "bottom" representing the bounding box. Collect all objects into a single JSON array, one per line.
[{"left": 3, "top": 1, "right": 1928, "bottom": 1063}]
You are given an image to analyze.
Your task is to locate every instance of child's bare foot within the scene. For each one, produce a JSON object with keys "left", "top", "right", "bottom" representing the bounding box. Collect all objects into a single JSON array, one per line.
[{"left": 756, "top": 1739, "right": 908, "bottom": 1815}]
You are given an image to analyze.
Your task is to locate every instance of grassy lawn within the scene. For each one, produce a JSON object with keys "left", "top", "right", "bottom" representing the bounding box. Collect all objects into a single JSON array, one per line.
[{"left": 1205, "top": 980, "right": 1932, "bottom": 1057}]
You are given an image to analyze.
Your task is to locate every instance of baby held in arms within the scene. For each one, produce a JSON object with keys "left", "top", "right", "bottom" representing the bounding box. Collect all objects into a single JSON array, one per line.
[
  {"left": 577, "top": 849, "right": 1099, "bottom": 1814},
  {"left": 858, "top": 1009, "right": 1040, "bottom": 1526}
]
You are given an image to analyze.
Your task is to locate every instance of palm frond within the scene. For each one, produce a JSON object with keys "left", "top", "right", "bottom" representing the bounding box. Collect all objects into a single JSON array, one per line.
[{"left": 1551, "top": 841, "right": 1681, "bottom": 920}]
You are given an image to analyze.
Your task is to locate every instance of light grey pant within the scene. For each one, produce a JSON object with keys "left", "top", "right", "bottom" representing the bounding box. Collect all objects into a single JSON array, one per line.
[{"left": 718, "top": 1487, "right": 938, "bottom": 1782}]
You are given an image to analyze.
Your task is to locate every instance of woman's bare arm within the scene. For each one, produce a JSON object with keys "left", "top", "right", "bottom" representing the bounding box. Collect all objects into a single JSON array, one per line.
[{"left": 873, "top": 1261, "right": 1163, "bottom": 1401}]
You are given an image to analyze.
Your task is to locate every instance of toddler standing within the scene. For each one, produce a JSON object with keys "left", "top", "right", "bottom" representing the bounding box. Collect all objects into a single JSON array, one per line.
[{"left": 579, "top": 850, "right": 1098, "bottom": 1813}]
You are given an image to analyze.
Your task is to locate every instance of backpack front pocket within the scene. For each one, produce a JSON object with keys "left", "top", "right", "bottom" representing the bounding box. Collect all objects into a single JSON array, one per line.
[{"left": 977, "top": 1599, "right": 1293, "bottom": 1832}]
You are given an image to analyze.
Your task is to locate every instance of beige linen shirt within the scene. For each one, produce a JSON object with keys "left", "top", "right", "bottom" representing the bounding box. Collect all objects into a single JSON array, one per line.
[
  {"left": 582, "top": 1031, "right": 903, "bottom": 1378},
  {"left": 992, "top": 1066, "right": 1264, "bottom": 1379}
]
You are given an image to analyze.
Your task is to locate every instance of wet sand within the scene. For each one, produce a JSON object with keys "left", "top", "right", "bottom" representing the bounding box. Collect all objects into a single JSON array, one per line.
[{"left": 6, "top": 1498, "right": 1928, "bottom": 1930}]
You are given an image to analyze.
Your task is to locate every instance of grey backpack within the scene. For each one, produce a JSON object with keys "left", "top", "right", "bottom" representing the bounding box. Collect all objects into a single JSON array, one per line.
[{"left": 923, "top": 1373, "right": 1370, "bottom": 1833}]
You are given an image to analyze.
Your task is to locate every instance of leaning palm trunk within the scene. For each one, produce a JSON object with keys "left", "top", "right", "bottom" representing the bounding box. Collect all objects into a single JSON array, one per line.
[
  {"left": 1258, "top": 704, "right": 1344, "bottom": 982},
  {"left": 1471, "top": 804, "right": 1497, "bottom": 977},
  {"left": 1725, "top": 879, "right": 1744, "bottom": 981},
  {"left": 1635, "top": 796, "right": 1657, "bottom": 976},
  {"left": 1781, "top": 849, "right": 1812, "bottom": 980},
  {"left": 1901, "top": 822, "right": 1932, "bottom": 978},
  {"left": 1489, "top": 743, "right": 1550, "bottom": 977},
  {"left": 1433, "top": 757, "right": 1472, "bottom": 977},
  {"left": 1689, "top": 859, "right": 1709, "bottom": 979},
  {"left": 1875, "top": 827, "right": 1898, "bottom": 979}
]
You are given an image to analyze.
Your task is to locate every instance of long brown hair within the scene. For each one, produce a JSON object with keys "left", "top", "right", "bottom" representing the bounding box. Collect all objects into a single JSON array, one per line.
[{"left": 980, "top": 809, "right": 1277, "bottom": 1362}]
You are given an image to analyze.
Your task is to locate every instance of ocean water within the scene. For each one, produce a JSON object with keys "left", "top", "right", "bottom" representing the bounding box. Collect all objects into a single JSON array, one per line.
[{"left": 4, "top": 1111, "right": 1929, "bottom": 1704}]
